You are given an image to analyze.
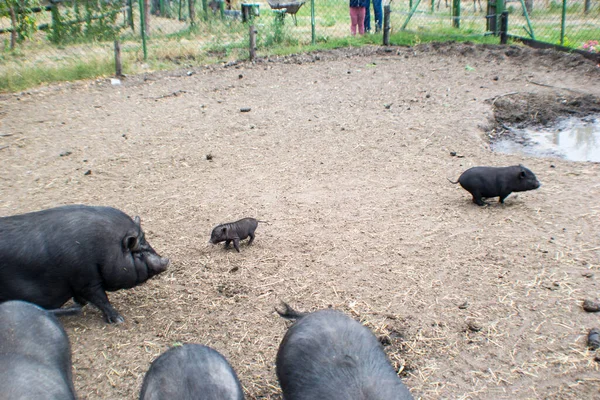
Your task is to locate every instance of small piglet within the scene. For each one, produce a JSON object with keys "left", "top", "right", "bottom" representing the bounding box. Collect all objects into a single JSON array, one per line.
[
  {"left": 276, "top": 303, "right": 414, "bottom": 400},
  {"left": 449, "top": 165, "right": 540, "bottom": 206},
  {"left": 139, "top": 344, "right": 244, "bottom": 400},
  {"left": 209, "top": 218, "right": 263, "bottom": 252}
]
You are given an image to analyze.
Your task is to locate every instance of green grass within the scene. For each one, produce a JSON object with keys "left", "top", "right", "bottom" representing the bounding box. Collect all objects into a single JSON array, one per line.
[
  {"left": 0, "top": 56, "right": 119, "bottom": 92},
  {"left": 0, "top": 0, "right": 598, "bottom": 92}
]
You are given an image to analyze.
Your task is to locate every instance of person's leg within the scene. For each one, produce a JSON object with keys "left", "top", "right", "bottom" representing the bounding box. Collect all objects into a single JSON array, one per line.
[
  {"left": 373, "top": 0, "right": 383, "bottom": 31},
  {"left": 364, "top": 0, "right": 371, "bottom": 32},
  {"left": 357, "top": 6, "right": 366, "bottom": 35},
  {"left": 350, "top": 7, "right": 358, "bottom": 35}
]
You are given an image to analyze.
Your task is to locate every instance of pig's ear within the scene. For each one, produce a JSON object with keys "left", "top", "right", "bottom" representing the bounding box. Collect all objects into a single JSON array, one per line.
[
  {"left": 134, "top": 216, "right": 141, "bottom": 227},
  {"left": 519, "top": 170, "right": 526, "bottom": 179},
  {"left": 124, "top": 235, "right": 140, "bottom": 251},
  {"left": 221, "top": 226, "right": 228, "bottom": 234}
]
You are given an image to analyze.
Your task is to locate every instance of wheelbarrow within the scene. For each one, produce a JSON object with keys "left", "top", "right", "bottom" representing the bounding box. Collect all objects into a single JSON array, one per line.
[{"left": 266, "top": 0, "right": 306, "bottom": 25}]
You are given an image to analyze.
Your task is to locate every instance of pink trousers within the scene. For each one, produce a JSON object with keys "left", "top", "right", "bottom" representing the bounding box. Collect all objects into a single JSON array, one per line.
[{"left": 350, "top": 7, "right": 365, "bottom": 36}]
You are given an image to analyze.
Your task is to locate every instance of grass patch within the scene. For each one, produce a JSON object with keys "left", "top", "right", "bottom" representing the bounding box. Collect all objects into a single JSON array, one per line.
[
  {"left": 0, "top": 0, "right": 597, "bottom": 92},
  {"left": 0, "top": 56, "right": 118, "bottom": 92}
]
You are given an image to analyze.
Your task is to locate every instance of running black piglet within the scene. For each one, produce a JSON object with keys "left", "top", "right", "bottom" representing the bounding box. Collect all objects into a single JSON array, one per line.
[{"left": 448, "top": 165, "right": 540, "bottom": 206}]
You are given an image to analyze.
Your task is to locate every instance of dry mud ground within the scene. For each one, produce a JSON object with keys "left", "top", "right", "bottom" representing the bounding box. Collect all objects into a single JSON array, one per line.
[{"left": 1, "top": 42, "right": 600, "bottom": 399}]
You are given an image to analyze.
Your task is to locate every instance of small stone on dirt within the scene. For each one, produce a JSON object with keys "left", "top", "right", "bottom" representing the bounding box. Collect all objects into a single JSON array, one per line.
[
  {"left": 84, "top": 170, "right": 92, "bottom": 176},
  {"left": 60, "top": 151, "right": 72, "bottom": 157},
  {"left": 583, "top": 299, "right": 600, "bottom": 312},
  {"left": 467, "top": 321, "right": 482, "bottom": 332},
  {"left": 582, "top": 272, "right": 594, "bottom": 278},
  {"left": 493, "top": 76, "right": 499, "bottom": 81},
  {"left": 458, "top": 301, "right": 468, "bottom": 309},
  {"left": 588, "top": 328, "right": 600, "bottom": 350},
  {"left": 384, "top": 103, "right": 392, "bottom": 109},
  {"left": 240, "top": 107, "right": 251, "bottom": 112},
  {"left": 206, "top": 154, "right": 213, "bottom": 161},
  {"left": 229, "top": 266, "right": 239, "bottom": 273},
  {"left": 239, "top": 74, "right": 243, "bottom": 79}
]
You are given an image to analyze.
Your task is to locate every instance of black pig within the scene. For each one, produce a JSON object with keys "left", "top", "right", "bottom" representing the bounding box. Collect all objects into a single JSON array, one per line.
[
  {"left": 276, "top": 303, "right": 413, "bottom": 400},
  {"left": 448, "top": 165, "right": 540, "bottom": 206},
  {"left": 139, "top": 344, "right": 244, "bottom": 400},
  {"left": 0, "top": 300, "right": 76, "bottom": 399},
  {"left": 209, "top": 217, "right": 262, "bottom": 252},
  {"left": 0, "top": 205, "right": 169, "bottom": 323}
]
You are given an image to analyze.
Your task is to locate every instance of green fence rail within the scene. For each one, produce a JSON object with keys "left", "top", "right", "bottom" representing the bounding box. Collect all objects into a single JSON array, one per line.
[{"left": 1, "top": 0, "right": 599, "bottom": 91}]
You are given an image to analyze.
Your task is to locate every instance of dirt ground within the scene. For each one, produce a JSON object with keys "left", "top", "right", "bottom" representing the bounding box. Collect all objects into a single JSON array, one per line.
[{"left": 1, "top": 42, "right": 600, "bottom": 399}]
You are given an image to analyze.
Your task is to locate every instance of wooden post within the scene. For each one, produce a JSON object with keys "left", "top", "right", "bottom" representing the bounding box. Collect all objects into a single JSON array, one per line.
[
  {"left": 383, "top": 5, "right": 390, "bottom": 46},
  {"left": 500, "top": 11, "right": 508, "bottom": 44},
  {"left": 8, "top": 6, "right": 17, "bottom": 50},
  {"left": 189, "top": 0, "right": 196, "bottom": 25},
  {"left": 127, "top": 0, "right": 135, "bottom": 29},
  {"left": 249, "top": 24, "right": 256, "bottom": 61},
  {"left": 114, "top": 40, "right": 123, "bottom": 77},
  {"left": 584, "top": 0, "right": 590, "bottom": 14},
  {"left": 144, "top": 0, "right": 151, "bottom": 34}
]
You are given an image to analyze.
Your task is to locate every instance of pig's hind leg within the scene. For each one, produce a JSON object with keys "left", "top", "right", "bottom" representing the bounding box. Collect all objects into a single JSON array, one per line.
[
  {"left": 247, "top": 231, "right": 255, "bottom": 245},
  {"left": 470, "top": 191, "right": 486, "bottom": 206},
  {"left": 498, "top": 192, "right": 511, "bottom": 203},
  {"left": 79, "top": 285, "right": 124, "bottom": 324}
]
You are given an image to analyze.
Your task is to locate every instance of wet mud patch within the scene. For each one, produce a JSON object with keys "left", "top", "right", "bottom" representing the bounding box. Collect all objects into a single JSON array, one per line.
[{"left": 487, "top": 93, "right": 600, "bottom": 161}]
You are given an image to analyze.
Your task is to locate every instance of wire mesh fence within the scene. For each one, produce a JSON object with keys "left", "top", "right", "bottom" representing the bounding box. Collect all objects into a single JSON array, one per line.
[
  {"left": 0, "top": 0, "right": 599, "bottom": 91},
  {"left": 398, "top": 0, "right": 600, "bottom": 48}
]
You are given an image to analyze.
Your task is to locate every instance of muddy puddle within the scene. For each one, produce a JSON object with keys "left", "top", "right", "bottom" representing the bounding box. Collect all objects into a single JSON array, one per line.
[
  {"left": 489, "top": 93, "right": 600, "bottom": 163},
  {"left": 491, "top": 115, "right": 600, "bottom": 162}
]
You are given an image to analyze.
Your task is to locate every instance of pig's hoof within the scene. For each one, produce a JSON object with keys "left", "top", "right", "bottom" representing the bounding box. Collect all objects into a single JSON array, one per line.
[
  {"left": 107, "top": 314, "right": 125, "bottom": 324},
  {"left": 588, "top": 328, "right": 600, "bottom": 350}
]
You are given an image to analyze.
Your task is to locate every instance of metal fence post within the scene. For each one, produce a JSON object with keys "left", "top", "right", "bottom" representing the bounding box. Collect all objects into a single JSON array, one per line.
[
  {"left": 249, "top": 24, "right": 256, "bottom": 60},
  {"left": 383, "top": 5, "right": 391, "bottom": 46},
  {"left": 494, "top": 0, "right": 504, "bottom": 34},
  {"left": 138, "top": 0, "right": 148, "bottom": 60},
  {"left": 560, "top": 0, "right": 567, "bottom": 45},
  {"left": 401, "top": 0, "right": 422, "bottom": 30},
  {"left": 311, "top": 0, "right": 315, "bottom": 45},
  {"left": 202, "top": 0, "right": 208, "bottom": 19},
  {"left": 452, "top": 0, "right": 460, "bottom": 28}
]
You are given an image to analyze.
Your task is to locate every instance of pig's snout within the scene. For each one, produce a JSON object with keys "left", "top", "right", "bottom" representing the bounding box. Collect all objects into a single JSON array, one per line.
[{"left": 146, "top": 253, "right": 169, "bottom": 273}]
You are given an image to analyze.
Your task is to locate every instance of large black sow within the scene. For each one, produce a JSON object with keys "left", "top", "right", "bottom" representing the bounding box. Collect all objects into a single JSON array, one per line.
[
  {"left": 139, "top": 344, "right": 244, "bottom": 400},
  {"left": 0, "top": 205, "right": 169, "bottom": 323},
  {"left": 276, "top": 303, "right": 413, "bottom": 400},
  {"left": 0, "top": 300, "right": 76, "bottom": 399},
  {"left": 448, "top": 165, "right": 540, "bottom": 206}
]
